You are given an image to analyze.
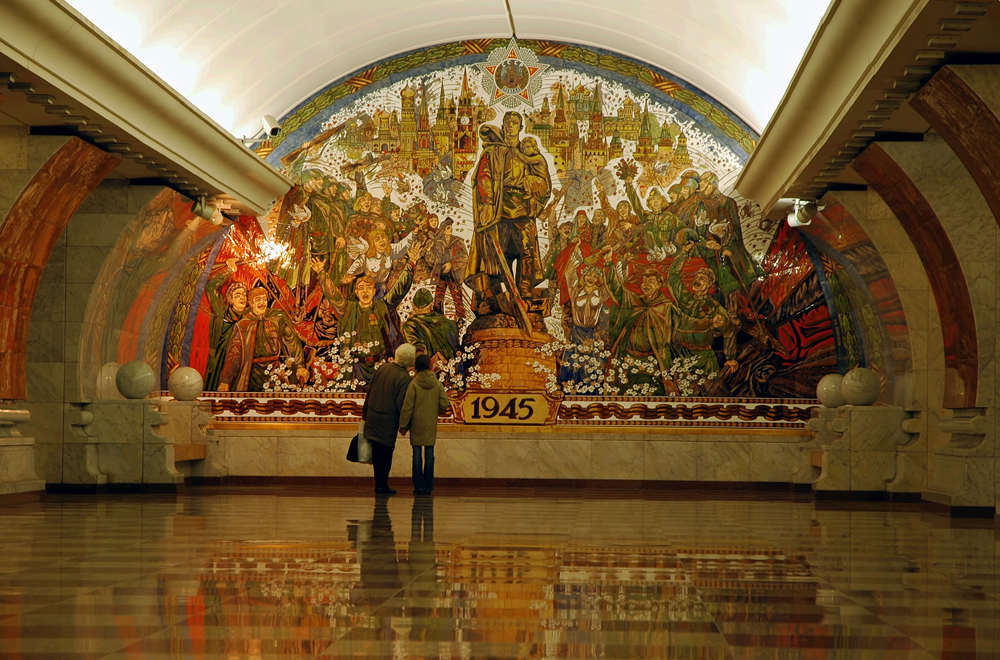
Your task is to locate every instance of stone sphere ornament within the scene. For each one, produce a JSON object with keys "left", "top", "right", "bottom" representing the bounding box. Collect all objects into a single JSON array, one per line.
[
  {"left": 841, "top": 367, "right": 880, "bottom": 406},
  {"left": 115, "top": 360, "right": 155, "bottom": 400},
  {"left": 815, "top": 373, "right": 846, "bottom": 408},
  {"left": 167, "top": 366, "right": 204, "bottom": 401}
]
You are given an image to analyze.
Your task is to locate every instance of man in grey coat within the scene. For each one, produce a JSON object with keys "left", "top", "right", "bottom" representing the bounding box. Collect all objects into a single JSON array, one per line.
[{"left": 362, "top": 343, "right": 416, "bottom": 495}]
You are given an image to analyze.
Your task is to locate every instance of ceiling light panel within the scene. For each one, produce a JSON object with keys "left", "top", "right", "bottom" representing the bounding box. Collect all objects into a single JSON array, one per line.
[
  {"left": 65, "top": 0, "right": 509, "bottom": 137},
  {"left": 509, "top": 0, "right": 833, "bottom": 132},
  {"left": 65, "top": 0, "right": 832, "bottom": 137}
]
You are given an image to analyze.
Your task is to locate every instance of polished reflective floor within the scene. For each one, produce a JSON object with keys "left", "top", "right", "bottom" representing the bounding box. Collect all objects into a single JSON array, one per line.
[{"left": 0, "top": 487, "right": 995, "bottom": 659}]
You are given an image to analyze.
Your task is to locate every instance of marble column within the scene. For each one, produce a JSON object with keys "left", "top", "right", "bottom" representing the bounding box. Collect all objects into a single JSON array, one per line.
[
  {"left": 827, "top": 190, "right": 942, "bottom": 413},
  {"left": 0, "top": 131, "right": 119, "bottom": 400},
  {"left": 0, "top": 127, "right": 119, "bottom": 497},
  {"left": 855, "top": 136, "right": 997, "bottom": 510},
  {"left": 910, "top": 66, "right": 1000, "bottom": 516},
  {"left": 22, "top": 181, "right": 163, "bottom": 484}
]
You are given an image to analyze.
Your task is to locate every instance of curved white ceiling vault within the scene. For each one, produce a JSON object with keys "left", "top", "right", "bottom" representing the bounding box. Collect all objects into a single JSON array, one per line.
[{"left": 64, "top": 0, "right": 832, "bottom": 138}]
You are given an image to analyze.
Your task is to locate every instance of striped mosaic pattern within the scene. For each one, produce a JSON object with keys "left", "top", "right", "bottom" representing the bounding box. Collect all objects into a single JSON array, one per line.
[{"left": 0, "top": 488, "right": 991, "bottom": 658}]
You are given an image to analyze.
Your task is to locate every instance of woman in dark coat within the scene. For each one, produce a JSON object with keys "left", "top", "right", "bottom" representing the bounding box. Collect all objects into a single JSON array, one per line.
[{"left": 361, "top": 343, "right": 416, "bottom": 495}]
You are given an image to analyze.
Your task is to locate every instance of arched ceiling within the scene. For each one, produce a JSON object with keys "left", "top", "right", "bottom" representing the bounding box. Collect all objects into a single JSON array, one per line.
[{"left": 65, "top": 0, "right": 832, "bottom": 138}]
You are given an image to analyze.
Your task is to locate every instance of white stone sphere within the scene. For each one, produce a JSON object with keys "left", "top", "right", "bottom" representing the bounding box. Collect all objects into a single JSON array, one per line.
[
  {"left": 167, "top": 366, "right": 204, "bottom": 401},
  {"left": 841, "top": 367, "right": 880, "bottom": 406},
  {"left": 97, "top": 362, "right": 124, "bottom": 399},
  {"left": 816, "top": 373, "right": 846, "bottom": 408},
  {"left": 115, "top": 360, "right": 155, "bottom": 399}
]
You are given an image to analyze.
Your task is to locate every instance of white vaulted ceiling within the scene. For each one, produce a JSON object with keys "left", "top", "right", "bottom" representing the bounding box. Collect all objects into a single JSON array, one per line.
[{"left": 64, "top": 0, "right": 832, "bottom": 138}]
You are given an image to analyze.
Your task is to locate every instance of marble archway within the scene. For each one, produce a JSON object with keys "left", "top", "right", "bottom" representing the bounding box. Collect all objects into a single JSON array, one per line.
[{"left": 0, "top": 136, "right": 118, "bottom": 400}]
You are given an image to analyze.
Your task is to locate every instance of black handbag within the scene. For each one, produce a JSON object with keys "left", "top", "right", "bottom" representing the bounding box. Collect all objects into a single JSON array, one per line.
[{"left": 346, "top": 434, "right": 360, "bottom": 463}]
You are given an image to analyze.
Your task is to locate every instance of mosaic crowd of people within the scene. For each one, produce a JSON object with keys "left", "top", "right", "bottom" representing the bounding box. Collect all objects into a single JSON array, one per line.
[{"left": 197, "top": 110, "right": 765, "bottom": 398}]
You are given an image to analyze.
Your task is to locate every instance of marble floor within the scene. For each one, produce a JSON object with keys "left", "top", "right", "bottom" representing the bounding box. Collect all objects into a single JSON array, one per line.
[{"left": 0, "top": 487, "right": 995, "bottom": 659}]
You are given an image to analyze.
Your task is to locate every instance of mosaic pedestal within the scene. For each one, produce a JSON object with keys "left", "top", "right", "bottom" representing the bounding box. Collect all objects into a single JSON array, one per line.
[{"left": 450, "top": 328, "right": 563, "bottom": 425}]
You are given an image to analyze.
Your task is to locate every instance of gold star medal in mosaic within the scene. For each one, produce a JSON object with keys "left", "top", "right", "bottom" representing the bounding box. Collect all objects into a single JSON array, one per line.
[{"left": 476, "top": 37, "right": 548, "bottom": 109}]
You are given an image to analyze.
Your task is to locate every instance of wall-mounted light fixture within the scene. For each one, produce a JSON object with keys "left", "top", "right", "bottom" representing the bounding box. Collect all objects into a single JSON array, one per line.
[{"left": 190, "top": 196, "right": 217, "bottom": 222}]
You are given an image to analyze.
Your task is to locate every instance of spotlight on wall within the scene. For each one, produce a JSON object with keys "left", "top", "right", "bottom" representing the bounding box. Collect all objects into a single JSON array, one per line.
[
  {"left": 262, "top": 115, "right": 282, "bottom": 137},
  {"left": 190, "top": 197, "right": 216, "bottom": 222},
  {"left": 787, "top": 200, "right": 818, "bottom": 227}
]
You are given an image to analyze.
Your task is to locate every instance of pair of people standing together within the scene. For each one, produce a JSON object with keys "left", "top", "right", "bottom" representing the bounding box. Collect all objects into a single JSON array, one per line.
[{"left": 360, "top": 343, "right": 450, "bottom": 495}]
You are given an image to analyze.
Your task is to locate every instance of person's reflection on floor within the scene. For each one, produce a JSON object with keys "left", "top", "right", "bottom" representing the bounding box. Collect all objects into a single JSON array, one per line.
[
  {"left": 349, "top": 495, "right": 400, "bottom": 613},
  {"left": 411, "top": 493, "right": 434, "bottom": 545},
  {"left": 400, "top": 495, "right": 437, "bottom": 647}
]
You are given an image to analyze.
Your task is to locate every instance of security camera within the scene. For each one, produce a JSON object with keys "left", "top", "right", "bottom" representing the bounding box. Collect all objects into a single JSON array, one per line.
[
  {"left": 262, "top": 115, "right": 281, "bottom": 137},
  {"left": 787, "top": 201, "right": 818, "bottom": 227}
]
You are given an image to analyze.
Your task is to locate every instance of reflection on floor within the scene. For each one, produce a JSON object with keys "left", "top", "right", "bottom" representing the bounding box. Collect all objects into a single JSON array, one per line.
[{"left": 0, "top": 486, "right": 993, "bottom": 659}]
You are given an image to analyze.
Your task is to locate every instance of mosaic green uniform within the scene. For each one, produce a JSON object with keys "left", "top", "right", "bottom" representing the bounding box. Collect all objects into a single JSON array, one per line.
[{"left": 203, "top": 267, "right": 244, "bottom": 391}]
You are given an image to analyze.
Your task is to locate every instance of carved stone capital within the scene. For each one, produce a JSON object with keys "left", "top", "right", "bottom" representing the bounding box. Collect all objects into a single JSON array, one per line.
[{"left": 0, "top": 408, "right": 31, "bottom": 438}]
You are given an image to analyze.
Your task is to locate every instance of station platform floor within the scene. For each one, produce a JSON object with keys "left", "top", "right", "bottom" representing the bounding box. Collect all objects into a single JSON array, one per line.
[{"left": 0, "top": 485, "right": 993, "bottom": 659}]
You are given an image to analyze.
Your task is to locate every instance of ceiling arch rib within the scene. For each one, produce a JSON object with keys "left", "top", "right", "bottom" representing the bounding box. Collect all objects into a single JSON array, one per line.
[{"left": 66, "top": 0, "right": 832, "bottom": 138}]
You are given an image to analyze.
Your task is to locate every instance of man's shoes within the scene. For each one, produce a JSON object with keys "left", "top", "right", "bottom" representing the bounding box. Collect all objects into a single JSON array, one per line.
[
  {"left": 413, "top": 489, "right": 425, "bottom": 495},
  {"left": 375, "top": 487, "right": 397, "bottom": 496}
]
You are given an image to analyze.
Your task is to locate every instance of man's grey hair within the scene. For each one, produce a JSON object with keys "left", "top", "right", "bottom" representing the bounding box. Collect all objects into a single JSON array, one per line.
[{"left": 394, "top": 343, "right": 416, "bottom": 368}]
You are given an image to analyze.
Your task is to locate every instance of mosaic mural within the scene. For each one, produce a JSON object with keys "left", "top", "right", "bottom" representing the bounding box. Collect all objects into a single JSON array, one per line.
[{"left": 83, "top": 39, "right": 861, "bottom": 417}]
